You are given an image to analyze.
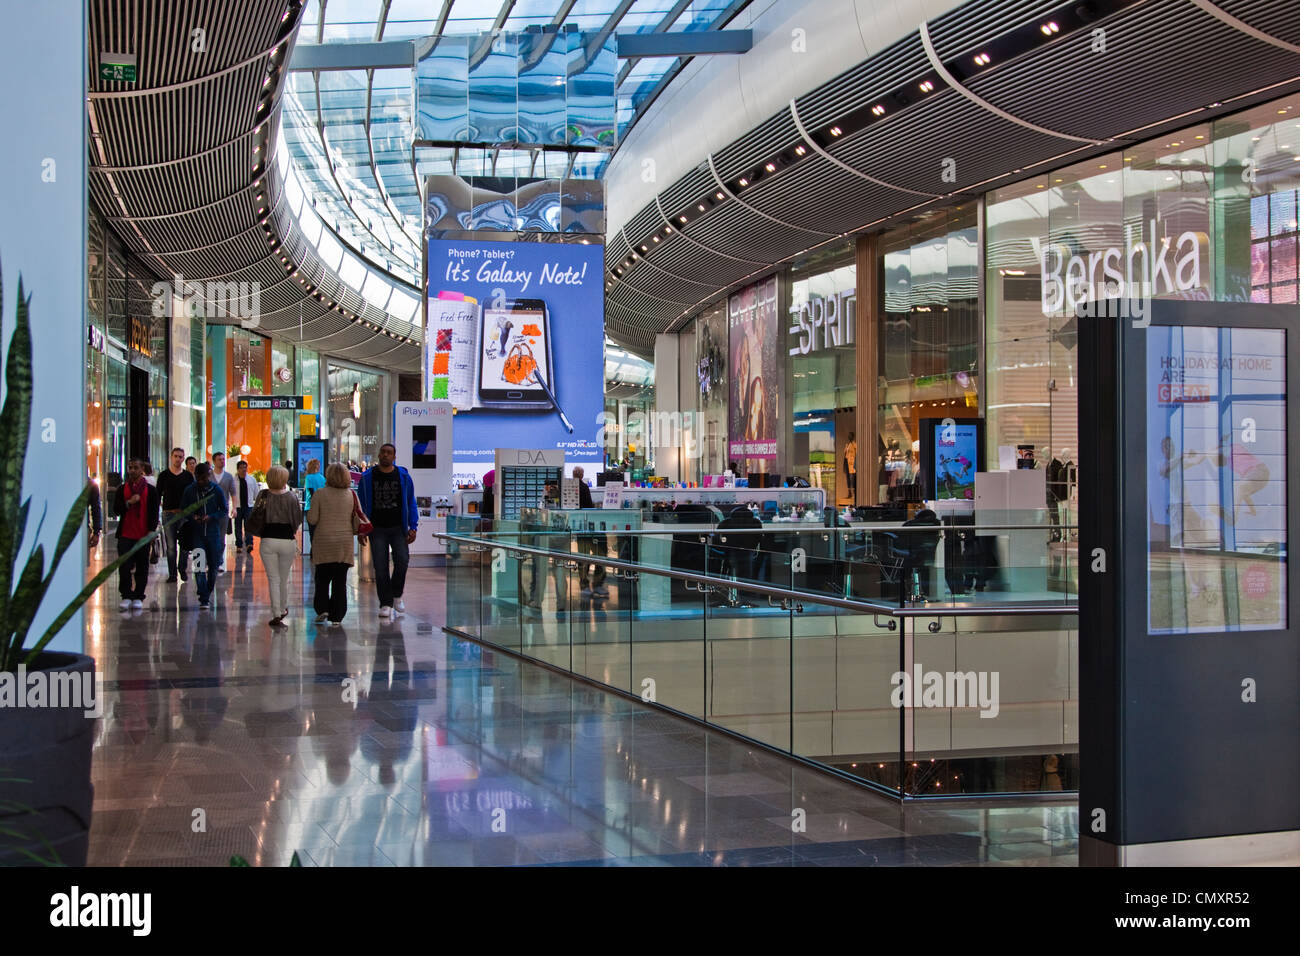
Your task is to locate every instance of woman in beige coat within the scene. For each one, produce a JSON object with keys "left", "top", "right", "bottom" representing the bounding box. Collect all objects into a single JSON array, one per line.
[{"left": 307, "top": 463, "right": 361, "bottom": 625}]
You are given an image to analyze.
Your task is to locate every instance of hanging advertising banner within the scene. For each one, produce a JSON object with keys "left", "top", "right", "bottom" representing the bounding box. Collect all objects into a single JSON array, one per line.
[
  {"left": 728, "top": 275, "right": 779, "bottom": 461},
  {"left": 425, "top": 238, "right": 605, "bottom": 476}
]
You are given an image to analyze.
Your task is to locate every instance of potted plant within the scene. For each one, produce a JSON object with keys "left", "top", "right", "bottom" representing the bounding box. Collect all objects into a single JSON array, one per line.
[{"left": 0, "top": 266, "right": 187, "bottom": 865}]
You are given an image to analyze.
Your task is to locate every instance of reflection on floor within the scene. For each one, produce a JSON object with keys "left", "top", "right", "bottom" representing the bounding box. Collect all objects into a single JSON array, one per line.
[{"left": 86, "top": 545, "right": 1078, "bottom": 866}]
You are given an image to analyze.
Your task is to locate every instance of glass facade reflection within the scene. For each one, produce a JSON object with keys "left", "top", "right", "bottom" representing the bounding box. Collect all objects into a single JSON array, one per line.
[
  {"left": 328, "top": 363, "right": 386, "bottom": 467},
  {"left": 417, "top": 29, "right": 616, "bottom": 148},
  {"left": 985, "top": 96, "right": 1300, "bottom": 494},
  {"left": 878, "top": 206, "right": 980, "bottom": 504}
]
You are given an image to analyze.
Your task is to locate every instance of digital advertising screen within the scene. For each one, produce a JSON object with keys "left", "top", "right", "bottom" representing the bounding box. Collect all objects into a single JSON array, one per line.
[
  {"left": 294, "top": 438, "right": 327, "bottom": 487},
  {"left": 1145, "top": 325, "right": 1287, "bottom": 634},
  {"left": 934, "top": 423, "right": 980, "bottom": 499},
  {"left": 426, "top": 239, "right": 605, "bottom": 475}
]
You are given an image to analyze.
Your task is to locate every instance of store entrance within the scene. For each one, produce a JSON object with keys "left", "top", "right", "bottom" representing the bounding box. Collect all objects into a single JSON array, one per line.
[{"left": 128, "top": 365, "right": 149, "bottom": 461}]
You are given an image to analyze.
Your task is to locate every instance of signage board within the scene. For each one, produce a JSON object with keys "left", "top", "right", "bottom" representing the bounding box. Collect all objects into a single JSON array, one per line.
[{"left": 236, "top": 395, "right": 313, "bottom": 410}]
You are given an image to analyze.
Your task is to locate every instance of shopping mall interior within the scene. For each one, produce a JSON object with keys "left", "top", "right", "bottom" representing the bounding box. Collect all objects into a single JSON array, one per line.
[{"left": 0, "top": 0, "right": 1297, "bottom": 874}]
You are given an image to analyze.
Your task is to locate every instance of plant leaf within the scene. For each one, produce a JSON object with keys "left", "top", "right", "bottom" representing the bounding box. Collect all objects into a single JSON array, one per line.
[
  {"left": 5, "top": 543, "right": 46, "bottom": 668},
  {"left": 0, "top": 278, "right": 33, "bottom": 661},
  {"left": 21, "top": 505, "right": 202, "bottom": 667},
  {"left": 4, "top": 487, "right": 91, "bottom": 668}
]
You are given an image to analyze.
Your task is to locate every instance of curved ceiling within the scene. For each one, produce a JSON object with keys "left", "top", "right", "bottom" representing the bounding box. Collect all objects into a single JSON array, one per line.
[
  {"left": 602, "top": 0, "right": 1300, "bottom": 354},
  {"left": 89, "top": 0, "right": 422, "bottom": 372}
]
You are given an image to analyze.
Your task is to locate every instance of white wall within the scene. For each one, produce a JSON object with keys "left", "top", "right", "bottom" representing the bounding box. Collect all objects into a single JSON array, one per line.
[{"left": 0, "top": 0, "right": 86, "bottom": 655}]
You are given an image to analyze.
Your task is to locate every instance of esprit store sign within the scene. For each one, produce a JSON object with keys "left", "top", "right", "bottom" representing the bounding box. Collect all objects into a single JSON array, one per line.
[
  {"left": 788, "top": 289, "right": 856, "bottom": 356},
  {"left": 1037, "top": 221, "right": 1208, "bottom": 316}
]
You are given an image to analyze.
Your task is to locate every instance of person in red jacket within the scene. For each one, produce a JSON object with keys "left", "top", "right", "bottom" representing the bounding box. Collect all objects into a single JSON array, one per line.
[{"left": 113, "top": 457, "right": 160, "bottom": 611}]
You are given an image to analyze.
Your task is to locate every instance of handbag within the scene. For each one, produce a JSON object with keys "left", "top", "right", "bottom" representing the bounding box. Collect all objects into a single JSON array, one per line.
[
  {"left": 351, "top": 490, "right": 373, "bottom": 536},
  {"left": 246, "top": 490, "right": 268, "bottom": 537}
]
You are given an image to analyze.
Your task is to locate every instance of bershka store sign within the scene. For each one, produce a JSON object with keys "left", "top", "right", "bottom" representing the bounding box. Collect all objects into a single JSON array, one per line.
[{"left": 1036, "top": 220, "right": 1208, "bottom": 315}]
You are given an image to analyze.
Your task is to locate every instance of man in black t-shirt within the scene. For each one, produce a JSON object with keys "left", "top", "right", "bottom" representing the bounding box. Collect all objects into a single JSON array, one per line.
[
  {"left": 357, "top": 443, "right": 418, "bottom": 619},
  {"left": 156, "top": 446, "right": 195, "bottom": 582}
]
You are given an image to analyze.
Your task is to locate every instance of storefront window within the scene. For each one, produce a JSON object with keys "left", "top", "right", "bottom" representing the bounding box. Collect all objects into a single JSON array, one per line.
[
  {"left": 327, "top": 363, "right": 385, "bottom": 467},
  {"left": 788, "top": 244, "right": 856, "bottom": 503},
  {"left": 878, "top": 205, "right": 979, "bottom": 503},
  {"left": 984, "top": 92, "right": 1300, "bottom": 515},
  {"left": 270, "top": 341, "right": 295, "bottom": 472}
]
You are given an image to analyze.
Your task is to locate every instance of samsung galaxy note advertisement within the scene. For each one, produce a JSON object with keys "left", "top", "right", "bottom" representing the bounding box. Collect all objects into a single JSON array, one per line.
[{"left": 426, "top": 239, "right": 605, "bottom": 469}]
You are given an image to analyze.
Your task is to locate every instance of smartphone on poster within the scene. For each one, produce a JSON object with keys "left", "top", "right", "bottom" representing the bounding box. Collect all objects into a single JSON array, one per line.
[{"left": 478, "top": 298, "right": 555, "bottom": 409}]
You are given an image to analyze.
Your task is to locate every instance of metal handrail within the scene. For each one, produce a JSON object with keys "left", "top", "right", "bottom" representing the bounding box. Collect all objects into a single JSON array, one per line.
[
  {"left": 434, "top": 531, "right": 1078, "bottom": 619},
  {"left": 460, "top": 523, "right": 1081, "bottom": 537}
]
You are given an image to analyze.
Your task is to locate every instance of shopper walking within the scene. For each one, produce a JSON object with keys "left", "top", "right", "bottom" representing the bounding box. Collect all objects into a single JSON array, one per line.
[
  {"left": 156, "top": 446, "right": 194, "bottom": 582},
  {"left": 252, "top": 465, "right": 303, "bottom": 627},
  {"left": 357, "top": 443, "right": 418, "bottom": 619},
  {"left": 184, "top": 456, "right": 197, "bottom": 474},
  {"left": 181, "top": 462, "right": 229, "bottom": 610},
  {"left": 302, "top": 458, "right": 325, "bottom": 508},
  {"left": 307, "top": 463, "right": 360, "bottom": 625},
  {"left": 233, "top": 459, "right": 261, "bottom": 554},
  {"left": 112, "top": 457, "right": 160, "bottom": 610},
  {"left": 573, "top": 466, "right": 608, "bottom": 598},
  {"left": 211, "top": 451, "right": 236, "bottom": 569}
]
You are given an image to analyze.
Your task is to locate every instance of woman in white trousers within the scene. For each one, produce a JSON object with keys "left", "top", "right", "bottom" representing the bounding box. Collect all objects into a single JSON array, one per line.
[{"left": 254, "top": 466, "right": 304, "bottom": 627}]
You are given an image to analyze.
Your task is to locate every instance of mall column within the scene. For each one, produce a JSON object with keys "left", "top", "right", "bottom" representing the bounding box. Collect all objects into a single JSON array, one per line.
[
  {"left": 0, "top": 0, "right": 87, "bottom": 654},
  {"left": 1079, "top": 298, "right": 1299, "bottom": 865}
]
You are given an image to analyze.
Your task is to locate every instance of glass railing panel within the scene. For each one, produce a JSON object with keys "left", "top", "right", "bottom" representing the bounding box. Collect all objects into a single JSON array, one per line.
[
  {"left": 900, "top": 612, "right": 1078, "bottom": 795},
  {"left": 703, "top": 564, "right": 792, "bottom": 752},
  {"left": 520, "top": 548, "right": 573, "bottom": 671},
  {"left": 480, "top": 532, "right": 523, "bottom": 652},
  {"left": 796, "top": 599, "right": 903, "bottom": 794},
  {"left": 444, "top": 515, "right": 483, "bottom": 637},
  {"left": 571, "top": 526, "right": 630, "bottom": 692},
  {"left": 631, "top": 570, "right": 705, "bottom": 720}
]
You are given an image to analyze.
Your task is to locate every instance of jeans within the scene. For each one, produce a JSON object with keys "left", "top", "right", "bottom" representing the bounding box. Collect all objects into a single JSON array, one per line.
[
  {"left": 369, "top": 525, "right": 410, "bottom": 608},
  {"left": 578, "top": 533, "right": 607, "bottom": 590},
  {"left": 116, "top": 536, "right": 150, "bottom": 600},
  {"left": 260, "top": 537, "right": 297, "bottom": 615},
  {"left": 234, "top": 506, "right": 253, "bottom": 548},
  {"left": 313, "top": 562, "right": 350, "bottom": 622},
  {"left": 189, "top": 536, "right": 224, "bottom": 604},
  {"left": 161, "top": 512, "right": 185, "bottom": 578}
]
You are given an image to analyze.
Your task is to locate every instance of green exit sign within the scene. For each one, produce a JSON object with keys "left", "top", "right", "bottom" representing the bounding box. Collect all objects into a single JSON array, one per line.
[{"left": 99, "top": 52, "right": 137, "bottom": 83}]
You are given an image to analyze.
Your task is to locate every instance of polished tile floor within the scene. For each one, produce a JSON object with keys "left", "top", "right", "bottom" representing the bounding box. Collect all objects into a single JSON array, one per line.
[{"left": 85, "top": 543, "right": 1078, "bottom": 866}]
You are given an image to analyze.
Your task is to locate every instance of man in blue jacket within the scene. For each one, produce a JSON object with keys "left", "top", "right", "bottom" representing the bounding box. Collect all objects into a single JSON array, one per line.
[
  {"left": 357, "top": 442, "right": 418, "bottom": 618},
  {"left": 181, "top": 462, "right": 229, "bottom": 610}
]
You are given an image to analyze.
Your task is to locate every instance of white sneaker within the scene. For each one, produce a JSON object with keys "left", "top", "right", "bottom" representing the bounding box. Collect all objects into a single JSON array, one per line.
[
  {"left": 131, "top": 599, "right": 144, "bottom": 610},
  {"left": 329, "top": 620, "right": 342, "bottom": 627},
  {"left": 119, "top": 599, "right": 131, "bottom": 610},
  {"left": 379, "top": 606, "right": 392, "bottom": 619},
  {"left": 394, "top": 598, "right": 405, "bottom": 612},
  {"left": 315, "top": 612, "right": 329, "bottom": 623}
]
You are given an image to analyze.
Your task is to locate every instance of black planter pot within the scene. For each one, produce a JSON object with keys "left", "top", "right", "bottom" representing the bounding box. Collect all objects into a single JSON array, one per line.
[{"left": 0, "top": 652, "right": 96, "bottom": 866}]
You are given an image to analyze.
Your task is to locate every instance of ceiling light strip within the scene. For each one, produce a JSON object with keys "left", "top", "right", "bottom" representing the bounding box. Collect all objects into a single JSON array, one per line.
[
  {"left": 611, "top": 230, "right": 719, "bottom": 291},
  {"left": 917, "top": 19, "right": 1104, "bottom": 145},
  {"left": 647, "top": 195, "right": 767, "bottom": 265},
  {"left": 706, "top": 154, "right": 833, "bottom": 236},
  {"left": 1186, "top": 0, "right": 1300, "bottom": 55},
  {"left": 788, "top": 99, "right": 941, "bottom": 198}
]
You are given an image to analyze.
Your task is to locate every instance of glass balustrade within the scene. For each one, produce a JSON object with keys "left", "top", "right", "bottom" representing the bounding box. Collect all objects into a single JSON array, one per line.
[{"left": 436, "top": 512, "right": 1078, "bottom": 797}]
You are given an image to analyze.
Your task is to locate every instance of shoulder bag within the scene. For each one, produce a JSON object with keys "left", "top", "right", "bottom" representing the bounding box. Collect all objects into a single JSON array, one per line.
[
  {"left": 246, "top": 489, "right": 269, "bottom": 537},
  {"left": 351, "top": 490, "right": 373, "bottom": 536}
]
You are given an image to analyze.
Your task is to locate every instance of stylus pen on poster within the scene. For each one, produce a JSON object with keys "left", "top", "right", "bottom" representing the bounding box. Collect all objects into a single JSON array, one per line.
[{"left": 531, "top": 369, "right": 573, "bottom": 433}]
